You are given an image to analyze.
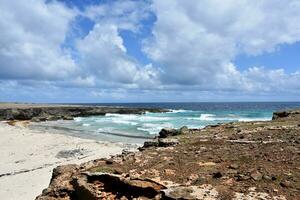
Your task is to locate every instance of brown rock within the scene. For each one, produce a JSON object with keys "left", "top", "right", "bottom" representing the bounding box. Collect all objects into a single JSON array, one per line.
[{"left": 250, "top": 170, "right": 263, "bottom": 181}]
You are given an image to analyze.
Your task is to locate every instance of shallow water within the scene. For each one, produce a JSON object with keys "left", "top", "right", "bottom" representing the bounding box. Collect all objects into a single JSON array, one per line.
[{"left": 30, "top": 102, "right": 300, "bottom": 144}]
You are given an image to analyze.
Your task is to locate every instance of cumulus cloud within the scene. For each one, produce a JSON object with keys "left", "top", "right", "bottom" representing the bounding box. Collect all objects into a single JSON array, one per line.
[
  {"left": 84, "top": 0, "right": 151, "bottom": 32},
  {"left": 76, "top": 23, "right": 160, "bottom": 88},
  {"left": 0, "top": 0, "right": 300, "bottom": 102},
  {"left": 144, "top": 0, "right": 300, "bottom": 91},
  {"left": 0, "top": 0, "right": 78, "bottom": 80}
]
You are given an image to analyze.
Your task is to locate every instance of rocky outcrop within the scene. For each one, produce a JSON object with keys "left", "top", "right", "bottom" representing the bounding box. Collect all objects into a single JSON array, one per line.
[
  {"left": 36, "top": 162, "right": 166, "bottom": 200},
  {"left": 272, "top": 109, "right": 300, "bottom": 120},
  {"left": 0, "top": 105, "right": 168, "bottom": 121},
  {"left": 37, "top": 109, "right": 300, "bottom": 199}
]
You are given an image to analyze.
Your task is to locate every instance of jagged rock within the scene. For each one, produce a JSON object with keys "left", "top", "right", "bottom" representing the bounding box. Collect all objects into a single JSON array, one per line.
[
  {"left": 159, "top": 128, "right": 179, "bottom": 138},
  {"left": 0, "top": 105, "right": 167, "bottom": 121},
  {"left": 141, "top": 138, "right": 179, "bottom": 149},
  {"left": 272, "top": 110, "right": 300, "bottom": 120},
  {"left": 250, "top": 170, "right": 263, "bottom": 181},
  {"left": 36, "top": 164, "right": 78, "bottom": 200},
  {"left": 280, "top": 180, "right": 291, "bottom": 188},
  {"left": 143, "top": 140, "right": 159, "bottom": 148},
  {"left": 179, "top": 126, "right": 189, "bottom": 134},
  {"left": 75, "top": 172, "right": 166, "bottom": 199},
  {"left": 158, "top": 138, "right": 179, "bottom": 147}
]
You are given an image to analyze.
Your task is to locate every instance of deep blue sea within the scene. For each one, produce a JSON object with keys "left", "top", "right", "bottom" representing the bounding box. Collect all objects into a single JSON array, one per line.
[{"left": 34, "top": 102, "right": 300, "bottom": 144}]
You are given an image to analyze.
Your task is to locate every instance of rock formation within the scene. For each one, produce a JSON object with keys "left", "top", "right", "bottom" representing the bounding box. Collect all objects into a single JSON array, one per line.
[
  {"left": 0, "top": 104, "right": 167, "bottom": 121},
  {"left": 36, "top": 109, "right": 300, "bottom": 199}
]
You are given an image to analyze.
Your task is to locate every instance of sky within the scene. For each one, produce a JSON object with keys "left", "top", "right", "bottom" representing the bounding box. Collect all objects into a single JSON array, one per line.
[{"left": 0, "top": 0, "right": 300, "bottom": 103}]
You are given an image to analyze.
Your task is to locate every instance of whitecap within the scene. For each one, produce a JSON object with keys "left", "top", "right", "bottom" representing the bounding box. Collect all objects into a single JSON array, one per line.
[
  {"left": 237, "top": 117, "right": 270, "bottom": 122},
  {"left": 111, "top": 119, "right": 138, "bottom": 125},
  {"left": 74, "top": 117, "right": 82, "bottom": 122},
  {"left": 138, "top": 122, "right": 174, "bottom": 135},
  {"left": 168, "top": 109, "right": 192, "bottom": 113},
  {"left": 199, "top": 114, "right": 216, "bottom": 121}
]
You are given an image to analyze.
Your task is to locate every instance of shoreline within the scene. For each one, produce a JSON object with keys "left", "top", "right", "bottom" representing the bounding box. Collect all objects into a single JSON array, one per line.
[
  {"left": 0, "top": 121, "right": 132, "bottom": 200},
  {"left": 37, "top": 108, "right": 300, "bottom": 199}
]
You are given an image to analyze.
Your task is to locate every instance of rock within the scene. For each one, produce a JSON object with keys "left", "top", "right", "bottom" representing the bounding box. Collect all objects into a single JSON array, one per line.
[
  {"left": 158, "top": 138, "right": 179, "bottom": 147},
  {"left": 228, "top": 164, "right": 239, "bottom": 169},
  {"left": 159, "top": 128, "right": 179, "bottom": 138},
  {"left": 31, "top": 117, "right": 40, "bottom": 122},
  {"left": 63, "top": 115, "right": 73, "bottom": 120},
  {"left": 280, "top": 180, "right": 291, "bottom": 188},
  {"left": 263, "top": 175, "right": 272, "bottom": 181},
  {"left": 0, "top": 105, "right": 167, "bottom": 121},
  {"left": 164, "top": 169, "right": 176, "bottom": 176},
  {"left": 250, "top": 170, "right": 263, "bottom": 181},
  {"left": 143, "top": 140, "right": 159, "bottom": 148},
  {"left": 272, "top": 109, "right": 300, "bottom": 120},
  {"left": 179, "top": 126, "right": 189, "bottom": 134},
  {"left": 36, "top": 164, "right": 78, "bottom": 200},
  {"left": 235, "top": 174, "right": 250, "bottom": 181},
  {"left": 162, "top": 185, "right": 218, "bottom": 199},
  {"left": 212, "top": 172, "right": 223, "bottom": 179}
]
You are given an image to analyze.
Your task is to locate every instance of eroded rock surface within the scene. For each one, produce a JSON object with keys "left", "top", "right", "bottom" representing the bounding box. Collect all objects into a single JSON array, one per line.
[
  {"left": 0, "top": 104, "right": 167, "bottom": 121},
  {"left": 37, "top": 109, "right": 300, "bottom": 199}
]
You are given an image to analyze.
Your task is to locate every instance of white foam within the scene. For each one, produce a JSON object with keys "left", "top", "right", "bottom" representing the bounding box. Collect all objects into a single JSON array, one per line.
[
  {"left": 74, "top": 117, "right": 82, "bottom": 122},
  {"left": 168, "top": 109, "right": 191, "bottom": 113},
  {"left": 199, "top": 114, "right": 216, "bottom": 121},
  {"left": 82, "top": 123, "right": 90, "bottom": 127},
  {"left": 198, "top": 113, "right": 270, "bottom": 122},
  {"left": 138, "top": 122, "right": 173, "bottom": 135},
  {"left": 111, "top": 119, "right": 138, "bottom": 125},
  {"left": 237, "top": 117, "right": 270, "bottom": 122}
]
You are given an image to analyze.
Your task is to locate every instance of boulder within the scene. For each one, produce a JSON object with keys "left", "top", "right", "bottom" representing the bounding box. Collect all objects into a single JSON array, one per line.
[
  {"left": 159, "top": 128, "right": 179, "bottom": 138},
  {"left": 179, "top": 126, "right": 189, "bottom": 134},
  {"left": 250, "top": 170, "right": 263, "bottom": 181},
  {"left": 143, "top": 140, "right": 159, "bottom": 148}
]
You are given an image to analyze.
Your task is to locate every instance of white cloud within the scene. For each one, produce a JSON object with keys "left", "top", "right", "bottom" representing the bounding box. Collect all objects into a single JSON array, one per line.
[
  {"left": 0, "top": 0, "right": 299, "bottom": 102},
  {"left": 143, "top": 0, "right": 300, "bottom": 91},
  {"left": 76, "top": 22, "right": 160, "bottom": 88},
  {"left": 84, "top": 0, "right": 151, "bottom": 32},
  {"left": 0, "top": 0, "right": 77, "bottom": 80}
]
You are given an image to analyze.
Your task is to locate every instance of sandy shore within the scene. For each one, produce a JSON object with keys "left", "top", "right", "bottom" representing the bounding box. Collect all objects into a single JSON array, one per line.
[{"left": 0, "top": 121, "right": 129, "bottom": 200}]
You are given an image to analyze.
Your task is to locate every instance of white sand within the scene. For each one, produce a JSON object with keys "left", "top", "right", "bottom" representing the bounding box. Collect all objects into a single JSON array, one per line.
[{"left": 0, "top": 122, "right": 128, "bottom": 200}]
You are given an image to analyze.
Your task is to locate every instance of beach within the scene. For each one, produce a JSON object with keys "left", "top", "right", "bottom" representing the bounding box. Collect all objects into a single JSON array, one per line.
[{"left": 0, "top": 121, "right": 127, "bottom": 200}]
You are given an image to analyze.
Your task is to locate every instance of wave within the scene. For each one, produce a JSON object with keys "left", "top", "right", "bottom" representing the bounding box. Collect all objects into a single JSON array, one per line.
[
  {"left": 167, "top": 109, "right": 192, "bottom": 113},
  {"left": 199, "top": 114, "right": 216, "bottom": 121},
  {"left": 105, "top": 113, "right": 170, "bottom": 122},
  {"left": 138, "top": 122, "right": 173, "bottom": 135},
  {"left": 111, "top": 119, "right": 138, "bottom": 125},
  {"left": 198, "top": 113, "right": 270, "bottom": 122},
  {"left": 74, "top": 117, "right": 83, "bottom": 122}
]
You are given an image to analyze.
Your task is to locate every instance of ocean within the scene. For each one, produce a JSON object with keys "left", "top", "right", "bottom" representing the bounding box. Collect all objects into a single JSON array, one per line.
[{"left": 31, "top": 102, "right": 300, "bottom": 144}]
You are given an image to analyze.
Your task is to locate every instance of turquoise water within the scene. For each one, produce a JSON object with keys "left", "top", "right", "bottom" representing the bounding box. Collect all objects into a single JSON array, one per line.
[{"left": 33, "top": 102, "right": 300, "bottom": 143}]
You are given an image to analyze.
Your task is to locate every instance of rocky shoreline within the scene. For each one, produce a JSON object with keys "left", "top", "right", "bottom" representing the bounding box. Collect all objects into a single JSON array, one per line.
[
  {"left": 36, "top": 109, "right": 300, "bottom": 200},
  {"left": 0, "top": 103, "right": 168, "bottom": 121}
]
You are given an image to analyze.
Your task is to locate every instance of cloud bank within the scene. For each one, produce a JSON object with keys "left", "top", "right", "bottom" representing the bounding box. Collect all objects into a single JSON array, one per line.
[{"left": 0, "top": 0, "right": 299, "bottom": 102}]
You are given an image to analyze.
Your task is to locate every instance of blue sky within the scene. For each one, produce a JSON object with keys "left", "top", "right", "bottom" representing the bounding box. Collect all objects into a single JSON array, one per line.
[{"left": 0, "top": 0, "right": 300, "bottom": 103}]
